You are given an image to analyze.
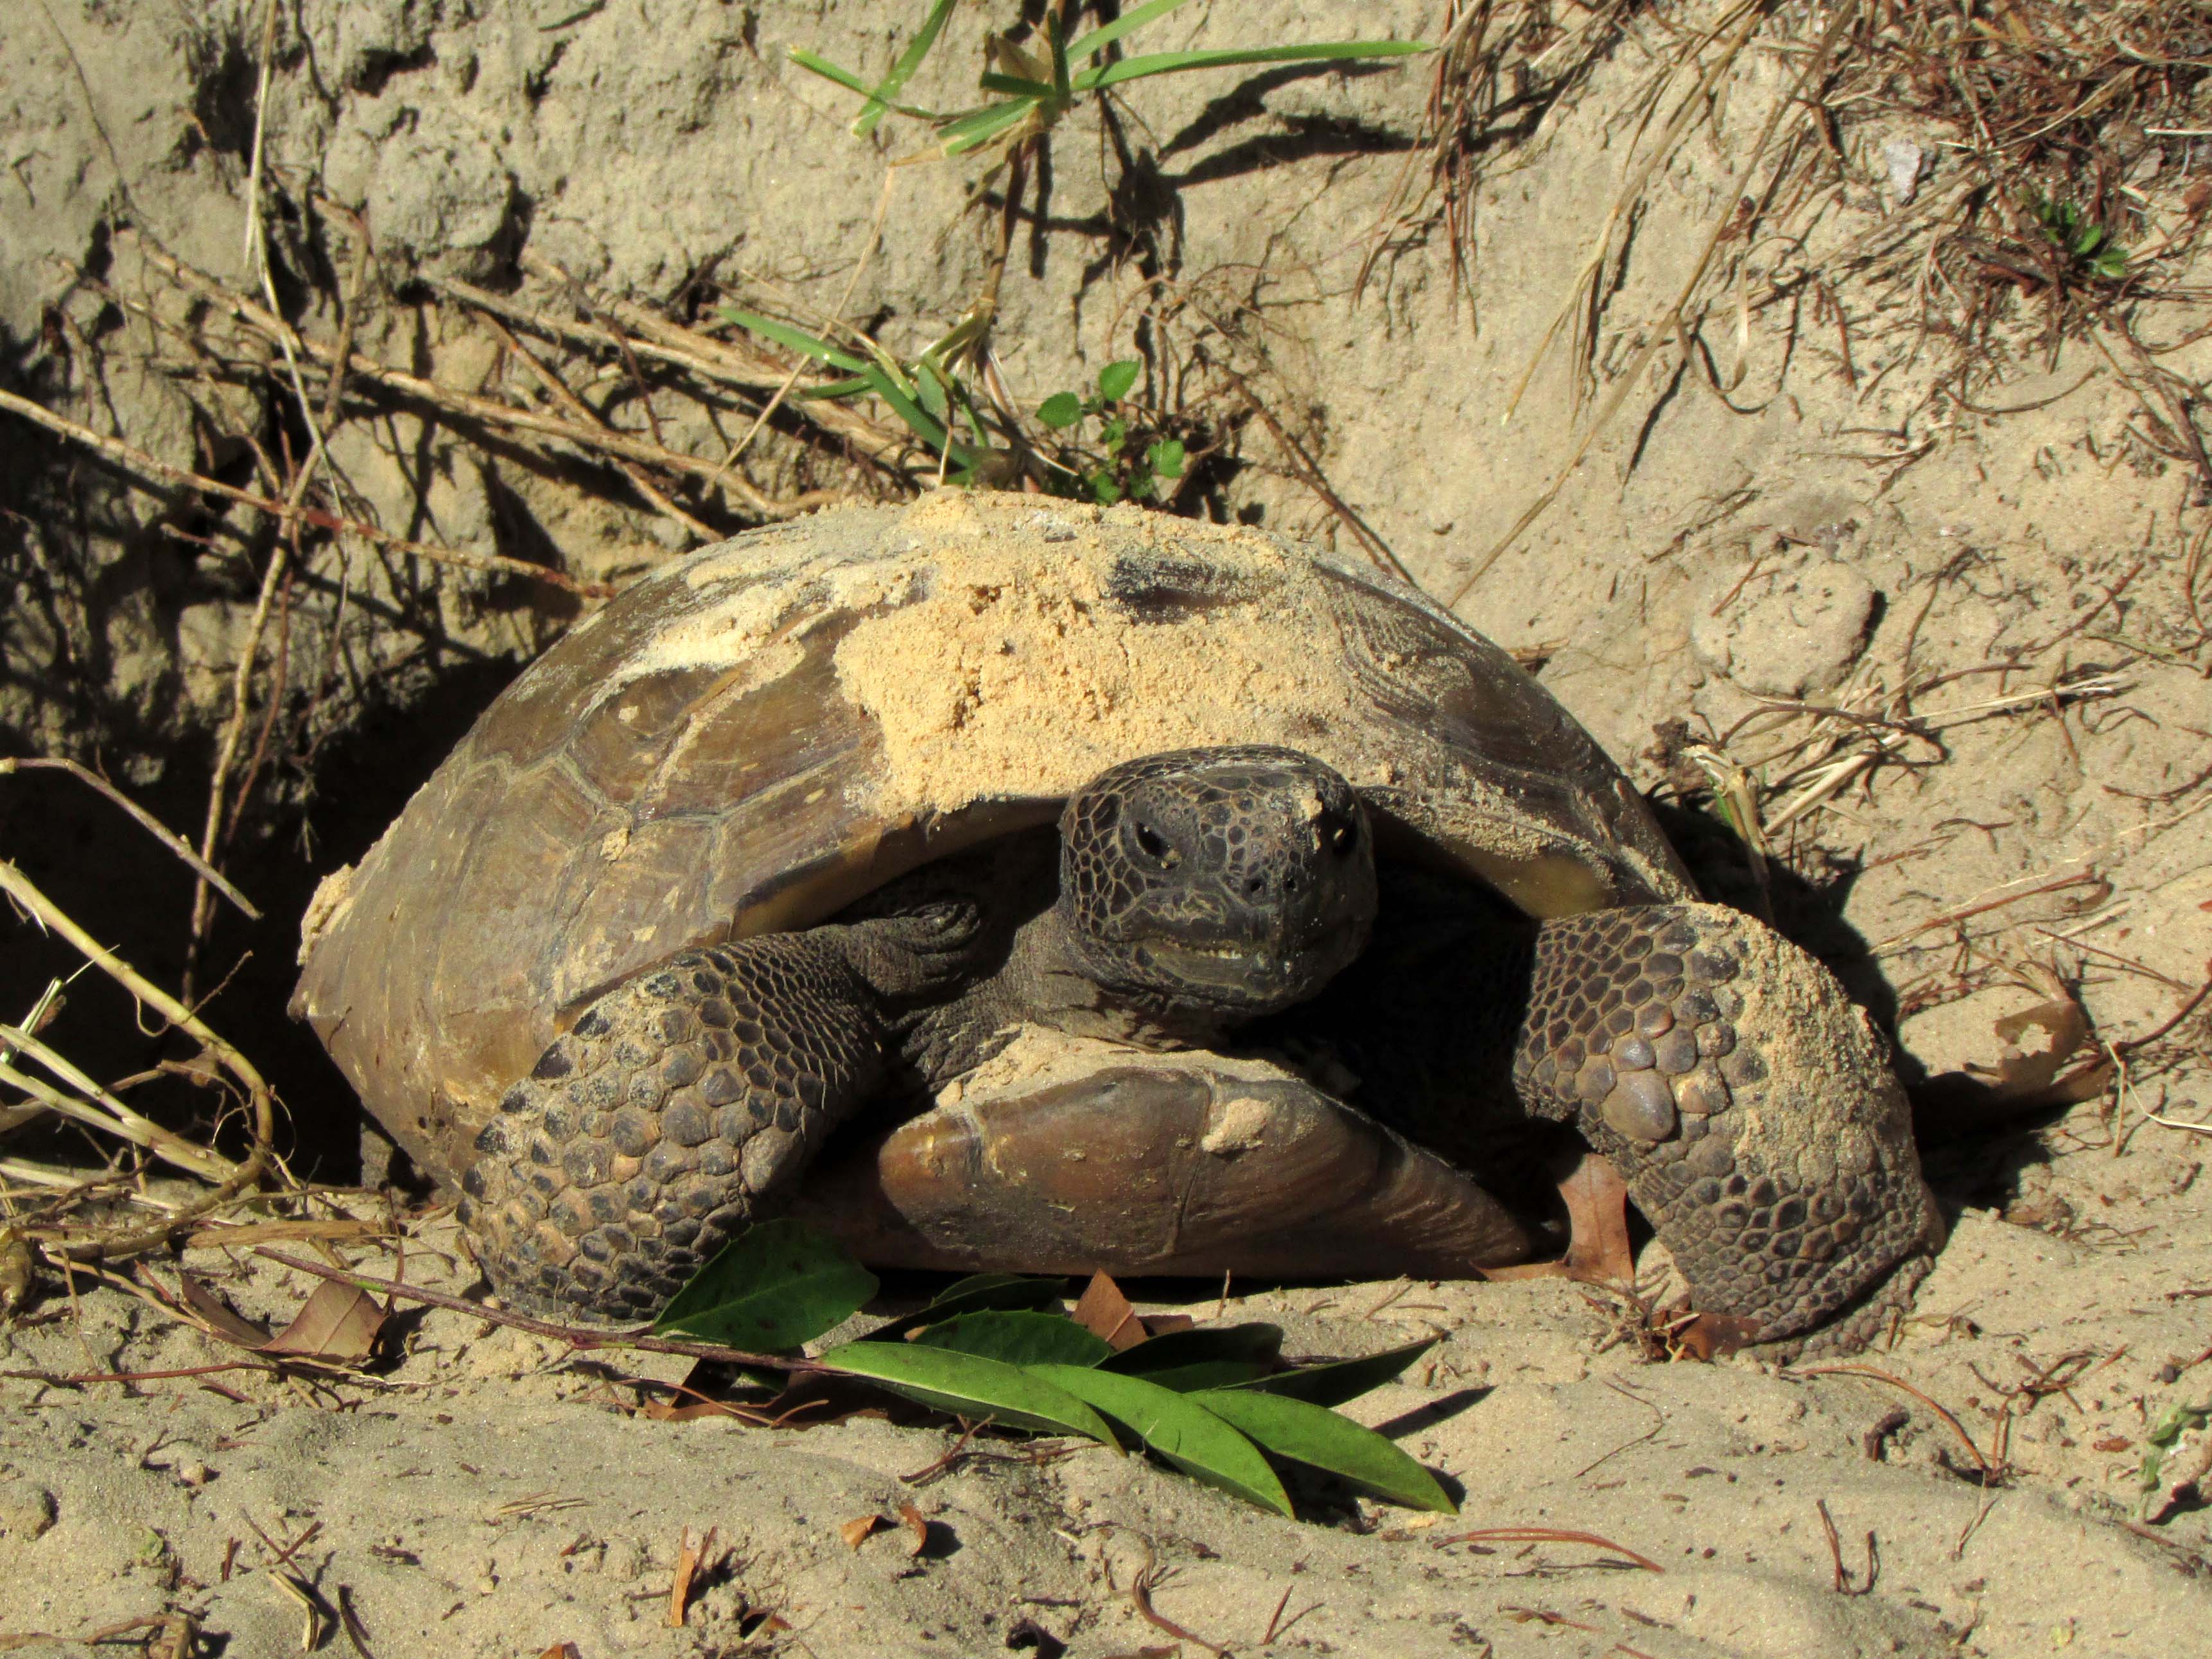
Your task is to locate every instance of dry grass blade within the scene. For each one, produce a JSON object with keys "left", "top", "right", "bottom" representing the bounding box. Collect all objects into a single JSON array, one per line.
[
  {"left": 0, "top": 760, "right": 257, "bottom": 918},
  {"left": 1431, "top": 1525, "right": 1665, "bottom": 1572},
  {"left": 0, "top": 387, "right": 607, "bottom": 597},
  {"left": 1455, "top": 1, "right": 1861, "bottom": 603},
  {"left": 666, "top": 1525, "right": 716, "bottom": 1628},
  {"left": 1788, "top": 1363, "right": 1998, "bottom": 1481},
  {"left": 128, "top": 236, "right": 848, "bottom": 521},
  {"left": 0, "top": 857, "right": 274, "bottom": 1262},
  {"left": 0, "top": 1023, "right": 235, "bottom": 1183},
  {"left": 1128, "top": 1540, "right": 1230, "bottom": 1658}
]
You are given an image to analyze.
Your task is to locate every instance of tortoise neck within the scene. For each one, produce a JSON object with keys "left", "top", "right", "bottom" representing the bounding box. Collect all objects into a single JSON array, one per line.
[{"left": 887, "top": 861, "right": 1237, "bottom": 1091}]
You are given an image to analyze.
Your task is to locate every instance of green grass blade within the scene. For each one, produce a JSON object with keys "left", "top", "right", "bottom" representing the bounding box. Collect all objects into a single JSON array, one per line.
[
  {"left": 819, "top": 1342, "right": 1119, "bottom": 1446},
  {"left": 791, "top": 375, "right": 872, "bottom": 401},
  {"left": 1048, "top": 12, "right": 1070, "bottom": 103},
  {"left": 1067, "top": 0, "right": 1196, "bottom": 64},
  {"left": 1029, "top": 1364, "right": 1291, "bottom": 1515},
  {"left": 979, "top": 72, "right": 1057, "bottom": 99},
  {"left": 1228, "top": 1336, "right": 1438, "bottom": 1407},
  {"left": 1076, "top": 40, "right": 1429, "bottom": 93},
  {"left": 652, "top": 1219, "right": 878, "bottom": 1350},
  {"left": 937, "top": 98, "right": 1040, "bottom": 156},
  {"left": 855, "top": 363, "right": 984, "bottom": 467},
  {"left": 853, "top": 0, "right": 958, "bottom": 135},
  {"left": 911, "top": 1311, "right": 1113, "bottom": 1368},
  {"left": 1194, "top": 1389, "right": 1458, "bottom": 1513},
  {"left": 718, "top": 308, "right": 870, "bottom": 374},
  {"left": 788, "top": 48, "right": 875, "bottom": 97}
]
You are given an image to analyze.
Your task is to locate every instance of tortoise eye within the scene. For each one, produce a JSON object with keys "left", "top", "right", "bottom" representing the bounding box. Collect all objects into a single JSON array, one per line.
[
  {"left": 1325, "top": 815, "right": 1359, "bottom": 855},
  {"left": 1133, "top": 822, "right": 1179, "bottom": 868}
]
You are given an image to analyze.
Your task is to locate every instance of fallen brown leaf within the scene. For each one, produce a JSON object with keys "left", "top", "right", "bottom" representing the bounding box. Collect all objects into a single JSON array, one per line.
[
  {"left": 263, "top": 1280, "right": 385, "bottom": 1364},
  {"left": 666, "top": 1524, "right": 715, "bottom": 1628},
  {"left": 175, "top": 1271, "right": 385, "bottom": 1366},
  {"left": 177, "top": 1271, "right": 279, "bottom": 1349},
  {"left": 839, "top": 1514, "right": 887, "bottom": 1550},
  {"left": 1074, "top": 1272, "right": 1148, "bottom": 1351},
  {"left": 898, "top": 1501, "right": 929, "bottom": 1558},
  {"left": 537, "top": 1646, "right": 583, "bottom": 1659},
  {"left": 1912, "top": 977, "right": 2113, "bottom": 1140}
]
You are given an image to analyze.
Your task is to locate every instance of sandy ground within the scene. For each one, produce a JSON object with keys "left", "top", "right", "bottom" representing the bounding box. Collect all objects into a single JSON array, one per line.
[{"left": 4, "top": 3, "right": 2210, "bottom": 1655}]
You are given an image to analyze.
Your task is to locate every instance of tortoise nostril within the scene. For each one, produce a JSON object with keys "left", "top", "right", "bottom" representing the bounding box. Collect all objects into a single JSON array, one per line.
[{"left": 1244, "top": 874, "right": 1271, "bottom": 898}]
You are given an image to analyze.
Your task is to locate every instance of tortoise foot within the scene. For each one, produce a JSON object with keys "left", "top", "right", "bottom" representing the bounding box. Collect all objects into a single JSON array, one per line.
[
  {"left": 457, "top": 936, "right": 885, "bottom": 1321},
  {"left": 1517, "top": 903, "right": 1941, "bottom": 1346}
]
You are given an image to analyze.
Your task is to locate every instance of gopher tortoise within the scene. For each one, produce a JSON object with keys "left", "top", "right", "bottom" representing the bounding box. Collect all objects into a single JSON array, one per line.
[{"left": 293, "top": 491, "right": 1940, "bottom": 1348}]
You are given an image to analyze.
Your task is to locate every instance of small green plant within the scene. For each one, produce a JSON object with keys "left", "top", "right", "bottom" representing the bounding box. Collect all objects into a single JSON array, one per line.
[
  {"left": 652, "top": 1219, "right": 1458, "bottom": 1518},
  {"left": 794, "top": 0, "right": 1429, "bottom": 164},
  {"left": 2028, "top": 194, "right": 2129, "bottom": 282},
  {"left": 718, "top": 305, "right": 998, "bottom": 480},
  {"left": 726, "top": 4, "right": 1425, "bottom": 496},
  {"left": 1037, "top": 358, "right": 1186, "bottom": 503}
]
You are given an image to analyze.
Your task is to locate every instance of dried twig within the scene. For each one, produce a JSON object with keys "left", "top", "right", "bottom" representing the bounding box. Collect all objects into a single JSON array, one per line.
[
  {"left": 1128, "top": 1541, "right": 1230, "bottom": 1658},
  {"left": 1431, "top": 1525, "right": 1664, "bottom": 1573},
  {"left": 0, "top": 387, "right": 607, "bottom": 595},
  {"left": 0, "top": 758, "right": 257, "bottom": 917},
  {"left": 1788, "top": 1363, "right": 1998, "bottom": 1481}
]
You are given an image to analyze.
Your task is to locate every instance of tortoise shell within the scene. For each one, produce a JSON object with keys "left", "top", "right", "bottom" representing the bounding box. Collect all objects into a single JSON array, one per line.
[{"left": 293, "top": 490, "right": 1692, "bottom": 1186}]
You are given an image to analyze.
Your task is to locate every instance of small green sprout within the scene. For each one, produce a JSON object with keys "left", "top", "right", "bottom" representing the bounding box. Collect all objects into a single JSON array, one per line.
[
  {"left": 2029, "top": 194, "right": 2129, "bottom": 282},
  {"left": 1036, "top": 360, "right": 1186, "bottom": 504}
]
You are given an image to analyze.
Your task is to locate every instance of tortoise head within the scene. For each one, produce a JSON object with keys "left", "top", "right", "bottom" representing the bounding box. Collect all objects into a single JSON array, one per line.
[{"left": 1057, "top": 745, "right": 1378, "bottom": 1020}]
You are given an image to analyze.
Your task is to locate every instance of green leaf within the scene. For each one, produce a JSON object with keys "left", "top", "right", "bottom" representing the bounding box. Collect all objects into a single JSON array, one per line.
[
  {"left": 852, "top": 0, "right": 959, "bottom": 135},
  {"left": 652, "top": 1220, "right": 878, "bottom": 1350},
  {"left": 1147, "top": 437, "right": 1186, "bottom": 479},
  {"left": 912, "top": 1310, "right": 1113, "bottom": 1368},
  {"left": 915, "top": 360, "right": 952, "bottom": 422},
  {"left": 1100, "top": 415, "right": 1128, "bottom": 449},
  {"left": 1230, "top": 1337, "right": 1438, "bottom": 1407},
  {"left": 1076, "top": 40, "right": 1430, "bottom": 94},
  {"left": 791, "top": 374, "right": 873, "bottom": 401},
  {"left": 1028, "top": 1365, "right": 1291, "bottom": 1515},
  {"left": 1096, "top": 359, "right": 1142, "bottom": 403},
  {"left": 1102, "top": 1323, "right": 1282, "bottom": 1377},
  {"left": 1194, "top": 1388, "right": 1457, "bottom": 1513},
  {"left": 936, "top": 98, "right": 1040, "bottom": 156},
  {"left": 980, "top": 71, "right": 1058, "bottom": 100},
  {"left": 817, "top": 1342, "right": 1119, "bottom": 1445},
  {"left": 787, "top": 47, "right": 876, "bottom": 98},
  {"left": 1113, "top": 1359, "right": 1273, "bottom": 1392},
  {"left": 1036, "top": 390, "right": 1084, "bottom": 429},
  {"left": 866, "top": 1273, "right": 1065, "bottom": 1342},
  {"left": 1067, "top": 0, "right": 1196, "bottom": 65},
  {"left": 718, "top": 309, "right": 870, "bottom": 374},
  {"left": 1089, "top": 470, "right": 1122, "bottom": 505}
]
